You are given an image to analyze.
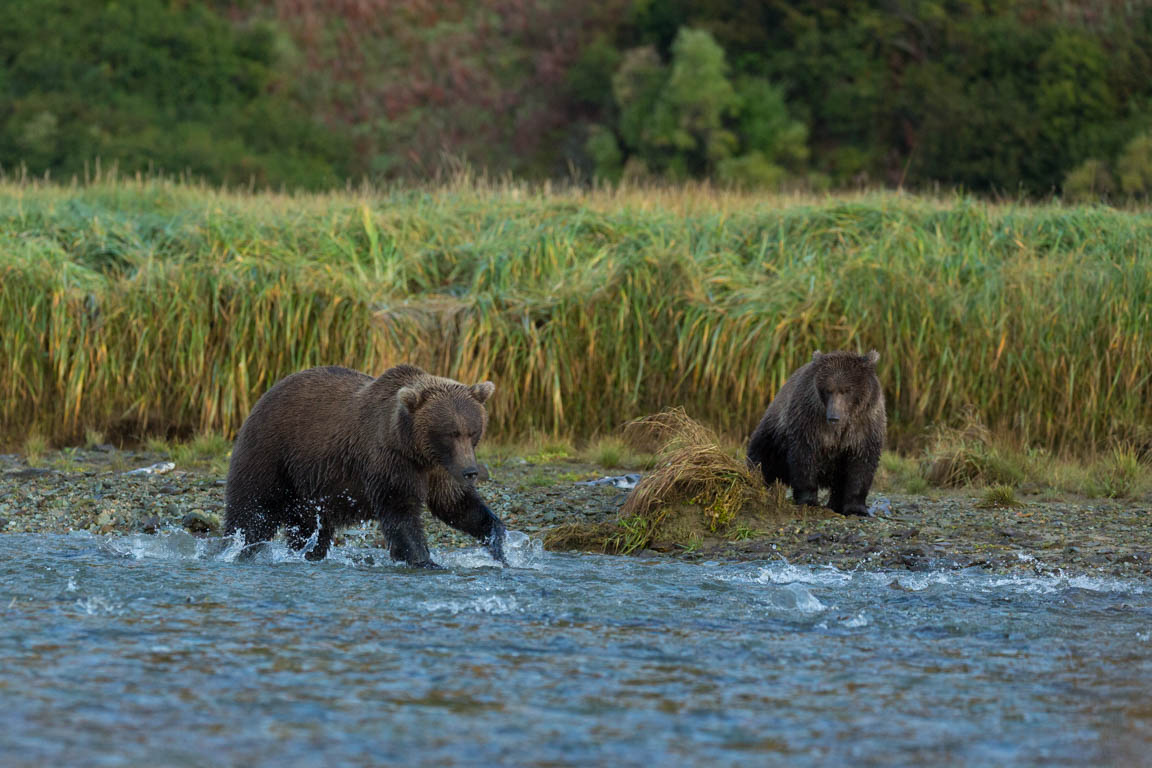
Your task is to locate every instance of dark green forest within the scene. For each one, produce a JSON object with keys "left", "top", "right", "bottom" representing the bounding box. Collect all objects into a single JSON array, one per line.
[{"left": 3, "top": 0, "right": 1151, "bottom": 197}]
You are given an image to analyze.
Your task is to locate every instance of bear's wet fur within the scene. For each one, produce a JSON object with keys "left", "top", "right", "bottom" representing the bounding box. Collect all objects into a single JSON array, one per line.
[
  {"left": 224, "top": 364, "right": 505, "bottom": 567},
  {"left": 747, "top": 350, "right": 885, "bottom": 517}
]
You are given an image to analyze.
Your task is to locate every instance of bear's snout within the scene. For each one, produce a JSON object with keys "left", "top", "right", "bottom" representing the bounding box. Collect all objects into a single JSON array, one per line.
[
  {"left": 461, "top": 467, "right": 480, "bottom": 483},
  {"left": 825, "top": 393, "right": 849, "bottom": 424}
]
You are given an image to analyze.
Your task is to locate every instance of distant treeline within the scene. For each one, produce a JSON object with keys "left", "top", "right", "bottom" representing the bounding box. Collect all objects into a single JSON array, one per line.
[{"left": 2, "top": 1, "right": 1151, "bottom": 197}]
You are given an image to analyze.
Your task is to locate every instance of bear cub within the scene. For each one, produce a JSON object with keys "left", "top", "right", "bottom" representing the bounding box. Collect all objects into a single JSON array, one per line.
[
  {"left": 747, "top": 350, "right": 885, "bottom": 516},
  {"left": 224, "top": 364, "right": 506, "bottom": 567}
]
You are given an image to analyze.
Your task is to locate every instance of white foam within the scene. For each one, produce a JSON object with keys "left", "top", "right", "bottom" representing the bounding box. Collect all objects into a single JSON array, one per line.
[
  {"left": 421, "top": 595, "right": 520, "bottom": 615},
  {"left": 736, "top": 563, "right": 852, "bottom": 587},
  {"left": 841, "top": 612, "right": 869, "bottom": 628},
  {"left": 985, "top": 572, "right": 1145, "bottom": 595}
]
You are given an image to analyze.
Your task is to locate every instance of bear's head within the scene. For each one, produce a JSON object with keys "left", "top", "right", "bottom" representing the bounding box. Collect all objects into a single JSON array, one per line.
[
  {"left": 809, "top": 349, "right": 881, "bottom": 425},
  {"left": 395, "top": 380, "right": 495, "bottom": 484}
]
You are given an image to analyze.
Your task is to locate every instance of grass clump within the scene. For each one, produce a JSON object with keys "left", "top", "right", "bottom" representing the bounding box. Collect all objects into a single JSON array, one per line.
[
  {"left": 524, "top": 441, "right": 574, "bottom": 464},
  {"left": 878, "top": 451, "right": 929, "bottom": 494},
  {"left": 83, "top": 428, "right": 106, "bottom": 450},
  {"left": 977, "top": 484, "right": 1023, "bottom": 509},
  {"left": 479, "top": 435, "right": 576, "bottom": 466},
  {"left": 51, "top": 446, "right": 81, "bottom": 473},
  {"left": 170, "top": 433, "right": 232, "bottom": 472},
  {"left": 597, "top": 408, "right": 787, "bottom": 554},
  {"left": 518, "top": 470, "right": 553, "bottom": 490},
  {"left": 23, "top": 433, "right": 48, "bottom": 467},
  {"left": 144, "top": 436, "right": 172, "bottom": 455},
  {"left": 920, "top": 414, "right": 1030, "bottom": 488},
  {"left": 579, "top": 436, "right": 653, "bottom": 470},
  {"left": 1081, "top": 445, "right": 1149, "bottom": 500}
]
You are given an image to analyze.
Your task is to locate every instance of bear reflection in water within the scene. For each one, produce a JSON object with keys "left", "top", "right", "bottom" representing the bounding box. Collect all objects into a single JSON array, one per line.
[
  {"left": 747, "top": 350, "right": 886, "bottom": 517},
  {"left": 224, "top": 364, "right": 506, "bottom": 568}
]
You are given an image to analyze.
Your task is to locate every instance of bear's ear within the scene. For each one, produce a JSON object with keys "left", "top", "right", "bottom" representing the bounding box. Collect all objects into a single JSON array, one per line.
[
  {"left": 469, "top": 381, "right": 495, "bottom": 404},
  {"left": 866, "top": 349, "right": 880, "bottom": 365},
  {"left": 812, "top": 350, "right": 823, "bottom": 361},
  {"left": 397, "top": 386, "right": 424, "bottom": 413}
]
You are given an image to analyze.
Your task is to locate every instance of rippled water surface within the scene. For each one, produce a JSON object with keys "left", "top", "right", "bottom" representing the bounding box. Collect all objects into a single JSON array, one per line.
[{"left": 2, "top": 530, "right": 1151, "bottom": 766}]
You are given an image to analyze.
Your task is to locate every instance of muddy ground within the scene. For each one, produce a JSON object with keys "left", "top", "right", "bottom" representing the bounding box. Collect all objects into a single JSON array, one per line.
[{"left": 1, "top": 447, "right": 1150, "bottom": 579}]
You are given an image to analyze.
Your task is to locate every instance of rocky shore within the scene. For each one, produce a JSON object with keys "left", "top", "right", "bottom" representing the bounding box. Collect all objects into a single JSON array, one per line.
[{"left": 2, "top": 447, "right": 1150, "bottom": 579}]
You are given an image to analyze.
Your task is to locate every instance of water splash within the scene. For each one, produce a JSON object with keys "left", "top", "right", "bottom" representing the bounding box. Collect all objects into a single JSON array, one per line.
[
  {"left": 766, "top": 583, "right": 827, "bottom": 614},
  {"left": 101, "top": 528, "right": 547, "bottom": 571},
  {"left": 72, "top": 594, "right": 122, "bottom": 616},
  {"left": 503, "top": 530, "right": 545, "bottom": 569}
]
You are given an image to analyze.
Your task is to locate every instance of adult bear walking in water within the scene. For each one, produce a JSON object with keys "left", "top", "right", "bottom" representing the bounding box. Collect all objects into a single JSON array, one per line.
[
  {"left": 747, "top": 350, "right": 885, "bottom": 517},
  {"left": 224, "top": 364, "right": 506, "bottom": 567}
]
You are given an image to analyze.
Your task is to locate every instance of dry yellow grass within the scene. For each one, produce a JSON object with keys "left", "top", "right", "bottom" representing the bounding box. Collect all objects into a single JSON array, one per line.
[{"left": 2, "top": 177, "right": 1150, "bottom": 455}]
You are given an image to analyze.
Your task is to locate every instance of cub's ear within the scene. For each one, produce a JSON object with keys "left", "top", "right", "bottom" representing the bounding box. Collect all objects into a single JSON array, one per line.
[
  {"left": 469, "top": 381, "right": 495, "bottom": 404},
  {"left": 397, "top": 387, "right": 424, "bottom": 413},
  {"left": 866, "top": 349, "right": 880, "bottom": 365},
  {"left": 812, "top": 350, "right": 823, "bottom": 361}
]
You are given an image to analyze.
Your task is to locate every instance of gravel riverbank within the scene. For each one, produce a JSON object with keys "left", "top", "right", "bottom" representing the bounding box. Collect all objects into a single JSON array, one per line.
[{"left": 2, "top": 448, "right": 1149, "bottom": 579}]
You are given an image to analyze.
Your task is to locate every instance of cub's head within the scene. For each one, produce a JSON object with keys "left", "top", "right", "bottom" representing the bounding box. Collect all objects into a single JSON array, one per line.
[
  {"left": 395, "top": 380, "right": 495, "bottom": 483},
  {"left": 809, "top": 349, "right": 882, "bottom": 425}
]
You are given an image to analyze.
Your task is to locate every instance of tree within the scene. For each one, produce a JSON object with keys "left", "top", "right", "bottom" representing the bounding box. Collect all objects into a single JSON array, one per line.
[{"left": 596, "top": 27, "right": 805, "bottom": 185}]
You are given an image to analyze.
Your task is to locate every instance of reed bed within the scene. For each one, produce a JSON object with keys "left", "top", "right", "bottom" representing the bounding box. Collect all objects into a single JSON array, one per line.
[{"left": 1, "top": 177, "right": 1149, "bottom": 454}]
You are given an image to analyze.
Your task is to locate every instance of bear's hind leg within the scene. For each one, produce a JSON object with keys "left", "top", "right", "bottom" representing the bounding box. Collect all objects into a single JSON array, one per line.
[
  {"left": 285, "top": 503, "right": 334, "bottom": 561},
  {"left": 225, "top": 457, "right": 292, "bottom": 559},
  {"left": 224, "top": 502, "right": 282, "bottom": 560},
  {"left": 747, "top": 426, "right": 790, "bottom": 489}
]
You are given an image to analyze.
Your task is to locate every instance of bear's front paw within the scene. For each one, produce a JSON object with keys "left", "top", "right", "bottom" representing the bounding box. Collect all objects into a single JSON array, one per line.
[
  {"left": 840, "top": 503, "right": 872, "bottom": 517},
  {"left": 486, "top": 533, "right": 508, "bottom": 565},
  {"left": 410, "top": 559, "right": 446, "bottom": 570}
]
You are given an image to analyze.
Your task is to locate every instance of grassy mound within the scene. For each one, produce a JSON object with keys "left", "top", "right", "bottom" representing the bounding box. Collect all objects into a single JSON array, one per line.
[{"left": 545, "top": 409, "right": 802, "bottom": 554}]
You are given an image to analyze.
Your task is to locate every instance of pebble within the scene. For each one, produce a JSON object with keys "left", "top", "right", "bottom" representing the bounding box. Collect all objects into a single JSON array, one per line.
[{"left": 182, "top": 510, "right": 221, "bottom": 535}]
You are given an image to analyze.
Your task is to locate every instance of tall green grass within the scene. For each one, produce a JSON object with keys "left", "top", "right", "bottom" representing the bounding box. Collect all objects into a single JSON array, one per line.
[{"left": 1, "top": 177, "right": 1149, "bottom": 453}]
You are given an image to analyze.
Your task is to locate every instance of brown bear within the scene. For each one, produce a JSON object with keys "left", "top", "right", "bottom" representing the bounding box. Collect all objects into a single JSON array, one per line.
[
  {"left": 224, "top": 364, "right": 506, "bottom": 567},
  {"left": 746, "top": 350, "right": 885, "bottom": 516}
]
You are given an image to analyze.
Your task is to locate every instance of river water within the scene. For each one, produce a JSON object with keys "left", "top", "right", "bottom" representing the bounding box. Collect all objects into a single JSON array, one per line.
[{"left": 2, "top": 529, "right": 1150, "bottom": 767}]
